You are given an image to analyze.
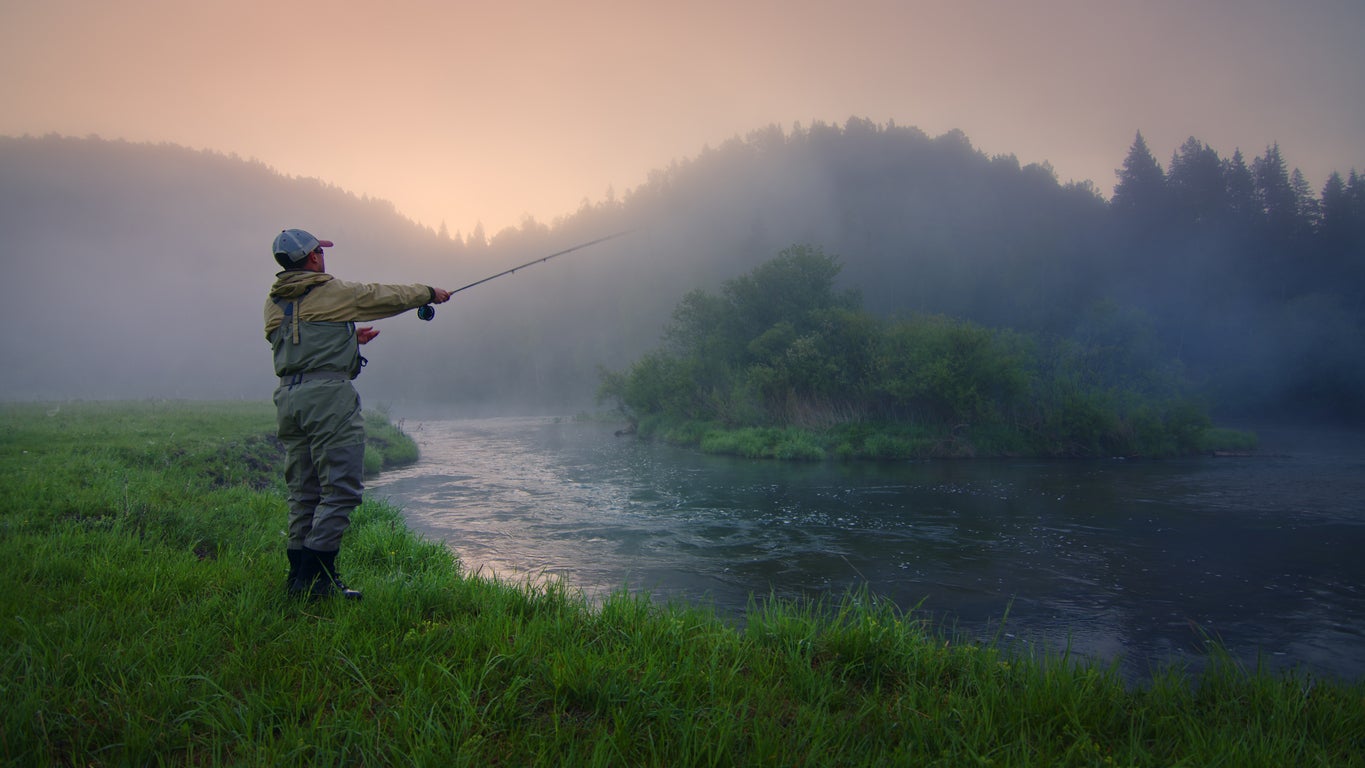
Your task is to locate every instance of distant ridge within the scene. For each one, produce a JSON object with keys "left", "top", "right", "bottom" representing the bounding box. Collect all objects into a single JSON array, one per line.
[{"left": 2, "top": 125, "right": 1361, "bottom": 422}]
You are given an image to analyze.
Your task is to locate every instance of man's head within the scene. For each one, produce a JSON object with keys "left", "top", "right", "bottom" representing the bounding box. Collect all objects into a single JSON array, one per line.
[{"left": 272, "top": 229, "right": 334, "bottom": 271}]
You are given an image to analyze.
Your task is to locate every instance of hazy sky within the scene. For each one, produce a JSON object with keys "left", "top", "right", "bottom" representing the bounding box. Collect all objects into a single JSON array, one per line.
[{"left": 3, "top": 0, "right": 1362, "bottom": 237}]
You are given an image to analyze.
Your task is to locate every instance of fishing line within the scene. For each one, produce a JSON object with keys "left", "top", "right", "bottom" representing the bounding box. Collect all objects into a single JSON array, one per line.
[{"left": 418, "top": 230, "right": 632, "bottom": 320}]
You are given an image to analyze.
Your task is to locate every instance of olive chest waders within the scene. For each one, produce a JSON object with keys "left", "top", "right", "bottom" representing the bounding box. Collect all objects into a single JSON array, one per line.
[{"left": 274, "top": 376, "right": 366, "bottom": 601}]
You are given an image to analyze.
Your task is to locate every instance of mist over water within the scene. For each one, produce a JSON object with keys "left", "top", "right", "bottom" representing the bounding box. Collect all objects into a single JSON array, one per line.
[{"left": 370, "top": 416, "right": 1365, "bottom": 684}]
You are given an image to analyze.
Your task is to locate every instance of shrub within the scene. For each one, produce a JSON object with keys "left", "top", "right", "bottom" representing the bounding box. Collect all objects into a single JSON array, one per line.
[{"left": 772, "top": 430, "right": 825, "bottom": 461}]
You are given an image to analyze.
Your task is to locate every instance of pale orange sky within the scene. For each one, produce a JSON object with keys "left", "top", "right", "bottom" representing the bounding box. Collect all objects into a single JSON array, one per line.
[{"left": 3, "top": 0, "right": 1362, "bottom": 238}]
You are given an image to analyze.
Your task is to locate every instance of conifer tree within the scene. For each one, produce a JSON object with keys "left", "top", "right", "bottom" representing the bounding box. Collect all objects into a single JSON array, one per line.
[
  {"left": 1112, "top": 131, "right": 1169, "bottom": 228},
  {"left": 1291, "top": 168, "right": 1320, "bottom": 234},
  {"left": 1223, "top": 149, "right": 1259, "bottom": 227},
  {"left": 1253, "top": 143, "right": 1299, "bottom": 237},
  {"left": 1319, "top": 172, "right": 1350, "bottom": 237},
  {"left": 1167, "top": 136, "right": 1226, "bottom": 229}
]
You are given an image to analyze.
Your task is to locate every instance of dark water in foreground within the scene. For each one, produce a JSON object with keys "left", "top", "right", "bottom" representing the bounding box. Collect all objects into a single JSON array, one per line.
[{"left": 369, "top": 417, "right": 1365, "bottom": 683}]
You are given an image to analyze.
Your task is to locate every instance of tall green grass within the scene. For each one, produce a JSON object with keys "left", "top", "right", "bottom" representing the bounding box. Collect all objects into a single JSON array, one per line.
[
  {"left": 364, "top": 406, "right": 420, "bottom": 475},
  {"left": 2, "top": 401, "right": 1361, "bottom": 766}
]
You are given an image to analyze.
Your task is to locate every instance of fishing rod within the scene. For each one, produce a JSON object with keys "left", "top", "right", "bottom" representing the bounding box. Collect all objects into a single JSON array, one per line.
[{"left": 417, "top": 230, "right": 631, "bottom": 320}]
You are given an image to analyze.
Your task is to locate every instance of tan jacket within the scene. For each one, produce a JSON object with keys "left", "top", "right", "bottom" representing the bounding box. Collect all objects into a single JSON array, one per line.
[{"left": 264, "top": 271, "right": 434, "bottom": 378}]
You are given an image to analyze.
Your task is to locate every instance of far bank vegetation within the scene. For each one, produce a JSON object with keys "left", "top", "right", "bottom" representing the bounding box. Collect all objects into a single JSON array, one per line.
[{"left": 599, "top": 247, "right": 1254, "bottom": 460}]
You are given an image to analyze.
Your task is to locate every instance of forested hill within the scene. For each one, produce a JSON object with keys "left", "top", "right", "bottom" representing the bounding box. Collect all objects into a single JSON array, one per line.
[
  {"left": 2, "top": 125, "right": 1362, "bottom": 421},
  {"left": 0, "top": 135, "right": 465, "bottom": 401},
  {"left": 608, "top": 121, "right": 1365, "bottom": 422}
]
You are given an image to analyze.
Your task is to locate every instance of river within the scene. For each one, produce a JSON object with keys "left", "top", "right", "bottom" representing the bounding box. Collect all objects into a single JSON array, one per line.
[{"left": 367, "top": 416, "right": 1365, "bottom": 684}]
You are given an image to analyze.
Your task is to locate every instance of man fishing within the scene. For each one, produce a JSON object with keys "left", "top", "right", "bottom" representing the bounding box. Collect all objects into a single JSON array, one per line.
[{"left": 265, "top": 228, "right": 452, "bottom": 601}]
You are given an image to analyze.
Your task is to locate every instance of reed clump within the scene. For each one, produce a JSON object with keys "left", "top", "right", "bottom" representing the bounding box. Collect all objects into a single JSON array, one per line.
[{"left": 2, "top": 401, "right": 1360, "bottom": 766}]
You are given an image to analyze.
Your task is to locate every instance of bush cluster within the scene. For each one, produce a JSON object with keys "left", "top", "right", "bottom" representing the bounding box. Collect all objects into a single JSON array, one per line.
[{"left": 600, "top": 247, "right": 1226, "bottom": 458}]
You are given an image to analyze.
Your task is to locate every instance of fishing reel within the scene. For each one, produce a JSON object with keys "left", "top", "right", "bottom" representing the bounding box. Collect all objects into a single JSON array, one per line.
[{"left": 417, "top": 305, "right": 435, "bottom": 321}]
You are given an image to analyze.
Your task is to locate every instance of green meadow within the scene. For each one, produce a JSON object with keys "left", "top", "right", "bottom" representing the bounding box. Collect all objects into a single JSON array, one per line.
[{"left": 2, "top": 401, "right": 1361, "bottom": 766}]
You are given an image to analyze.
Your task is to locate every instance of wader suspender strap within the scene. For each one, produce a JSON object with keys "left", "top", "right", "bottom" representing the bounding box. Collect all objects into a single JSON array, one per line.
[
  {"left": 274, "top": 284, "right": 319, "bottom": 345},
  {"left": 272, "top": 284, "right": 363, "bottom": 388}
]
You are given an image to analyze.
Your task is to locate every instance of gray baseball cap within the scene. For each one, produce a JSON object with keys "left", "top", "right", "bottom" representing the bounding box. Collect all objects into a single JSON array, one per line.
[{"left": 272, "top": 228, "right": 334, "bottom": 264}]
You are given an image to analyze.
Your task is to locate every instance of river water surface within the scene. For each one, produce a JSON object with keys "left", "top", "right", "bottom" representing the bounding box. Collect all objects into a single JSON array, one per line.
[{"left": 368, "top": 416, "right": 1365, "bottom": 684}]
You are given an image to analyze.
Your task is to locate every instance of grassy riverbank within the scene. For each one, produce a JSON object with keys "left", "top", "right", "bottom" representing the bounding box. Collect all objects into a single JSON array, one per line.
[
  {"left": 628, "top": 415, "right": 1260, "bottom": 461},
  {"left": 3, "top": 402, "right": 1361, "bottom": 766}
]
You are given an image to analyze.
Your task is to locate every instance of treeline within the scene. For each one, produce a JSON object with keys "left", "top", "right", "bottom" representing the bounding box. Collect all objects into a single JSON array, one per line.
[
  {"left": 0, "top": 135, "right": 458, "bottom": 401},
  {"left": 5, "top": 125, "right": 1361, "bottom": 420},
  {"left": 1113, "top": 132, "right": 1365, "bottom": 271},
  {"left": 1106, "top": 132, "right": 1365, "bottom": 418},
  {"left": 599, "top": 247, "right": 1231, "bottom": 459},
  {"left": 589, "top": 120, "right": 1365, "bottom": 424}
]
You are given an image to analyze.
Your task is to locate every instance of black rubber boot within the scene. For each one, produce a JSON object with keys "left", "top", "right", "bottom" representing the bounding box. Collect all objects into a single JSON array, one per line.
[
  {"left": 302, "top": 547, "right": 363, "bottom": 601},
  {"left": 286, "top": 548, "right": 307, "bottom": 598}
]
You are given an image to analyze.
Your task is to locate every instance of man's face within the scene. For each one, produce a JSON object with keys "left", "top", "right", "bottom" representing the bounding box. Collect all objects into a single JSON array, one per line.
[{"left": 307, "top": 246, "right": 326, "bottom": 273}]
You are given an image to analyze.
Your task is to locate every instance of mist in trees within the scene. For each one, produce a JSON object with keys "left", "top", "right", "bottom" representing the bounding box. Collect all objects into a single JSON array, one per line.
[
  {"left": 0, "top": 135, "right": 466, "bottom": 402},
  {"left": 1108, "top": 131, "right": 1365, "bottom": 420},
  {"left": 575, "top": 120, "right": 1364, "bottom": 425},
  {"left": 2, "top": 123, "right": 1362, "bottom": 425}
]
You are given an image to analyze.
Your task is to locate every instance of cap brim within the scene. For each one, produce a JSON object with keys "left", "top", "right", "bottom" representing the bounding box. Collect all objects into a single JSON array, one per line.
[{"left": 316, "top": 239, "right": 335, "bottom": 248}]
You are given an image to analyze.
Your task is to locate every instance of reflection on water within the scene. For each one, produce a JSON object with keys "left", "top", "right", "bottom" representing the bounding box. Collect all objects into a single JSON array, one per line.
[{"left": 369, "top": 417, "right": 1365, "bottom": 683}]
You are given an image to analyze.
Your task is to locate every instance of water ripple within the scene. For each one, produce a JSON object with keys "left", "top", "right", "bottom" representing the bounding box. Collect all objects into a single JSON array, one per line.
[{"left": 369, "top": 416, "right": 1365, "bottom": 684}]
